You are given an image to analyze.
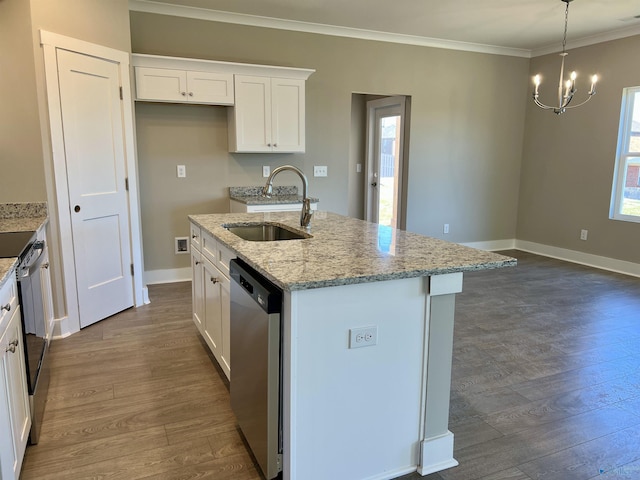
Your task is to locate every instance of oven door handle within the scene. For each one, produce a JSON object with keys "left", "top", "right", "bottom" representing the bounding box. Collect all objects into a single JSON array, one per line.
[{"left": 19, "top": 241, "right": 46, "bottom": 278}]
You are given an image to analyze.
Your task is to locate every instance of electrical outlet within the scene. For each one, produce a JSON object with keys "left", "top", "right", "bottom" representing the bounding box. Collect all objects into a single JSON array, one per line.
[
  {"left": 262, "top": 165, "right": 270, "bottom": 178},
  {"left": 177, "top": 165, "right": 186, "bottom": 178},
  {"left": 580, "top": 229, "right": 588, "bottom": 241},
  {"left": 314, "top": 165, "right": 328, "bottom": 177},
  {"left": 443, "top": 223, "right": 450, "bottom": 234},
  {"left": 349, "top": 326, "right": 378, "bottom": 349}
]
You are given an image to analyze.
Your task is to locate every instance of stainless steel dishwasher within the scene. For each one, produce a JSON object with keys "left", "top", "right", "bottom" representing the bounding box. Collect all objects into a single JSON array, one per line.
[{"left": 229, "top": 259, "right": 283, "bottom": 480}]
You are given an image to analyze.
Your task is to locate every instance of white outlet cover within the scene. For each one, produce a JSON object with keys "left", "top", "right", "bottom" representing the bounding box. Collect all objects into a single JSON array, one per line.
[{"left": 349, "top": 326, "right": 378, "bottom": 348}]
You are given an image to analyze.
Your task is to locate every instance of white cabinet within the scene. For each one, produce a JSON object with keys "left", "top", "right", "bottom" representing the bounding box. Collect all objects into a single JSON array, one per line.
[
  {"left": 135, "top": 67, "right": 234, "bottom": 105},
  {"left": 190, "top": 222, "right": 232, "bottom": 380},
  {"left": 0, "top": 275, "right": 31, "bottom": 480},
  {"left": 228, "top": 75, "right": 306, "bottom": 153},
  {"left": 229, "top": 199, "right": 318, "bottom": 213}
]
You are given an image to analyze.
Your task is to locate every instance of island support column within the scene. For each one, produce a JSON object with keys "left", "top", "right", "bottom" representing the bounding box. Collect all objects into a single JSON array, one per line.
[{"left": 418, "top": 272, "right": 463, "bottom": 475}]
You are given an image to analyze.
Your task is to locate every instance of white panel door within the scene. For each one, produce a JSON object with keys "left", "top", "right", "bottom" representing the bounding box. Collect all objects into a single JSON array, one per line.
[
  {"left": 233, "top": 75, "right": 272, "bottom": 152},
  {"left": 272, "top": 78, "right": 305, "bottom": 152},
  {"left": 57, "top": 49, "right": 134, "bottom": 328}
]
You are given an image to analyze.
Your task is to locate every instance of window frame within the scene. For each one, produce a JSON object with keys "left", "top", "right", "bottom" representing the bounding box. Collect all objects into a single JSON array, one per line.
[{"left": 610, "top": 86, "right": 640, "bottom": 223}]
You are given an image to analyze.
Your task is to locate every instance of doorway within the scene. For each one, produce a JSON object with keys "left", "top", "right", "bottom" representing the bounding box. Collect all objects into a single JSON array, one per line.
[
  {"left": 41, "top": 31, "right": 146, "bottom": 335},
  {"left": 365, "top": 96, "right": 409, "bottom": 228}
]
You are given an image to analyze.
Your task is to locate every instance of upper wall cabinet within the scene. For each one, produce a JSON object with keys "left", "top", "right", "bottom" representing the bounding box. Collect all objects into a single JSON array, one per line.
[
  {"left": 228, "top": 75, "right": 306, "bottom": 153},
  {"left": 131, "top": 54, "right": 314, "bottom": 153},
  {"left": 135, "top": 67, "right": 234, "bottom": 105}
]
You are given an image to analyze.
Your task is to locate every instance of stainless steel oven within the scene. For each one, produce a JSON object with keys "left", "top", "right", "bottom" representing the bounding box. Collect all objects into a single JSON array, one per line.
[{"left": 0, "top": 231, "right": 50, "bottom": 444}]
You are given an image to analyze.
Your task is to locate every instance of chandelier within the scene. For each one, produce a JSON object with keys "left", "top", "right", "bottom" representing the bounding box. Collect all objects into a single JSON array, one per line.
[{"left": 532, "top": 0, "right": 598, "bottom": 115}]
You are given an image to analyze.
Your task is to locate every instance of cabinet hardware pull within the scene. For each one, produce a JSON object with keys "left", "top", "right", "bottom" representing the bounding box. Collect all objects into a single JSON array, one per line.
[
  {"left": 371, "top": 182, "right": 378, "bottom": 187},
  {"left": 211, "top": 277, "right": 219, "bottom": 284},
  {"left": 181, "top": 91, "right": 187, "bottom": 96},
  {"left": 267, "top": 143, "right": 271, "bottom": 147},
  {"left": 192, "top": 234, "right": 198, "bottom": 239},
  {"left": 74, "top": 205, "right": 81, "bottom": 213},
  {"left": 42, "top": 262, "right": 50, "bottom": 270},
  {"left": 273, "top": 143, "right": 277, "bottom": 147},
  {"left": 189, "top": 92, "right": 194, "bottom": 96},
  {"left": 1, "top": 303, "right": 10, "bottom": 312},
  {"left": 195, "top": 261, "right": 201, "bottom": 265}
]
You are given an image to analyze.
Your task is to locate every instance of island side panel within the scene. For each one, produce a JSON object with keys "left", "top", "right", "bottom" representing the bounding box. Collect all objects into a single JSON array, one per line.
[
  {"left": 418, "top": 272, "right": 462, "bottom": 475},
  {"left": 283, "top": 277, "right": 427, "bottom": 480}
]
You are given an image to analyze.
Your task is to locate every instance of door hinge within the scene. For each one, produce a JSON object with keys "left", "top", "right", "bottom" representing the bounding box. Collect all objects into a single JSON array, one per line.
[
  {"left": 130, "top": 263, "right": 134, "bottom": 276},
  {"left": 125, "top": 177, "right": 129, "bottom": 191},
  {"left": 119, "top": 86, "right": 123, "bottom": 100}
]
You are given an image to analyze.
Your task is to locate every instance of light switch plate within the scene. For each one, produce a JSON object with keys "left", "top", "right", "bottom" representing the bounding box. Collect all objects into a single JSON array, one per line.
[{"left": 177, "top": 165, "right": 186, "bottom": 178}]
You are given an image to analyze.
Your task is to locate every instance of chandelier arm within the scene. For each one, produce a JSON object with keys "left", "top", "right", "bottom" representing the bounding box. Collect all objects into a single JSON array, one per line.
[
  {"left": 563, "top": 94, "right": 595, "bottom": 110},
  {"left": 533, "top": 98, "right": 557, "bottom": 110}
]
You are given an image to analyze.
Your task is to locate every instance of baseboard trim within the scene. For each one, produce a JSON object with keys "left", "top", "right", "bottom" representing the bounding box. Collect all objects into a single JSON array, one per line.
[
  {"left": 51, "top": 315, "right": 76, "bottom": 339},
  {"left": 418, "top": 431, "right": 458, "bottom": 476},
  {"left": 144, "top": 267, "right": 191, "bottom": 285},
  {"left": 461, "top": 239, "right": 516, "bottom": 251},
  {"left": 515, "top": 240, "right": 640, "bottom": 278}
]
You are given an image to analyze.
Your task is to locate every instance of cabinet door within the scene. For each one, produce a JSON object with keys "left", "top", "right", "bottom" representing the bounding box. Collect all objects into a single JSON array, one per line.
[
  {"left": 229, "top": 75, "right": 272, "bottom": 152},
  {"left": 135, "top": 67, "right": 188, "bottom": 103},
  {"left": 0, "top": 347, "right": 15, "bottom": 480},
  {"left": 187, "top": 71, "right": 234, "bottom": 105},
  {"left": 271, "top": 78, "right": 306, "bottom": 152},
  {"left": 191, "top": 250, "right": 205, "bottom": 334},
  {"left": 1, "top": 306, "right": 31, "bottom": 480},
  {"left": 203, "top": 258, "right": 223, "bottom": 360},
  {"left": 219, "top": 273, "right": 231, "bottom": 379}
]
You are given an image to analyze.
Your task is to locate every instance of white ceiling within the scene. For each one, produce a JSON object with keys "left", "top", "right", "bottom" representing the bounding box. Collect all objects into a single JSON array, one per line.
[{"left": 130, "top": 0, "right": 640, "bottom": 57}]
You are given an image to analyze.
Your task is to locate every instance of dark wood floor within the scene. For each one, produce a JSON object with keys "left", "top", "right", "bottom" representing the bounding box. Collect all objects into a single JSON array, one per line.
[{"left": 21, "top": 250, "right": 640, "bottom": 480}]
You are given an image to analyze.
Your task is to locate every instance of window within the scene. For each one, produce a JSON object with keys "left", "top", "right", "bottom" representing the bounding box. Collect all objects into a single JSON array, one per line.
[{"left": 610, "top": 86, "right": 640, "bottom": 221}]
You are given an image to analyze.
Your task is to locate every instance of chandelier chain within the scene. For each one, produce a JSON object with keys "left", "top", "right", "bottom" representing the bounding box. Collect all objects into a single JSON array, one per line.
[{"left": 561, "top": 1, "right": 569, "bottom": 55}]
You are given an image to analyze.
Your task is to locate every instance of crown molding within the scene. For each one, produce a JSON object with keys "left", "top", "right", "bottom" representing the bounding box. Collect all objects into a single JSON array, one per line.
[
  {"left": 531, "top": 23, "right": 640, "bottom": 57},
  {"left": 129, "top": 0, "right": 532, "bottom": 58}
]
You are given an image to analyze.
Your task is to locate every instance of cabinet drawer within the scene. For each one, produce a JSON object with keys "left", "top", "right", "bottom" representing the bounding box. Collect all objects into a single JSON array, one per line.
[
  {"left": 0, "top": 275, "right": 18, "bottom": 330},
  {"left": 215, "top": 242, "right": 234, "bottom": 278},
  {"left": 190, "top": 223, "right": 201, "bottom": 250},
  {"left": 201, "top": 230, "right": 218, "bottom": 267}
]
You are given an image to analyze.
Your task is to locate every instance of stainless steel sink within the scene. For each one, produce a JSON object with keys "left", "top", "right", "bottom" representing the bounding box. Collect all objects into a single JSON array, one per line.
[{"left": 225, "top": 223, "right": 311, "bottom": 242}]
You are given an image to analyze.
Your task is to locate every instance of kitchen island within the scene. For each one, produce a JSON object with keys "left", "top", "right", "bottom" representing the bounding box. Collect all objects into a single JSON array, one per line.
[{"left": 188, "top": 211, "right": 515, "bottom": 480}]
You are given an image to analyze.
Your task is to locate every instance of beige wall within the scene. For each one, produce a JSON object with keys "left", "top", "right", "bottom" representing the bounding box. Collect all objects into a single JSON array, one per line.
[
  {"left": 519, "top": 35, "right": 640, "bottom": 263},
  {"left": 130, "top": 12, "right": 530, "bottom": 273},
  {"left": 0, "top": 0, "right": 131, "bottom": 203},
  {"left": 0, "top": 0, "right": 132, "bottom": 318},
  {"left": 0, "top": 0, "right": 46, "bottom": 202}
]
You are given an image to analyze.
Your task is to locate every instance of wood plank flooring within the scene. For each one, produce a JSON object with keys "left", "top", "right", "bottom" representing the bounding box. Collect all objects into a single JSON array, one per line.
[{"left": 21, "top": 250, "right": 640, "bottom": 480}]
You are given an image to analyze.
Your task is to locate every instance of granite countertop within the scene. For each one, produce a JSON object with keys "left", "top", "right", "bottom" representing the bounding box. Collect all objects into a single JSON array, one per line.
[
  {"left": 189, "top": 211, "right": 516, "bottom": 292},
  {"left": 0, "top": 202, "right": 48, "bottom": 288},
  {"left": 229, "top": 186, "right": 319, "bottom": 206}
]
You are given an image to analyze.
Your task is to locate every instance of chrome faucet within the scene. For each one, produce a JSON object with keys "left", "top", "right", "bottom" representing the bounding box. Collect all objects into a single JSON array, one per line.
[{"left": 262, "top": 165, "right": 313, "bottom": 229}]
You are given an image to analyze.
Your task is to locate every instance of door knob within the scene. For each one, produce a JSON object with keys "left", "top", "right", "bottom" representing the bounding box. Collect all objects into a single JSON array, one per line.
[{"left": 74, "top": 205, "right": 81, "bottom": 212}]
